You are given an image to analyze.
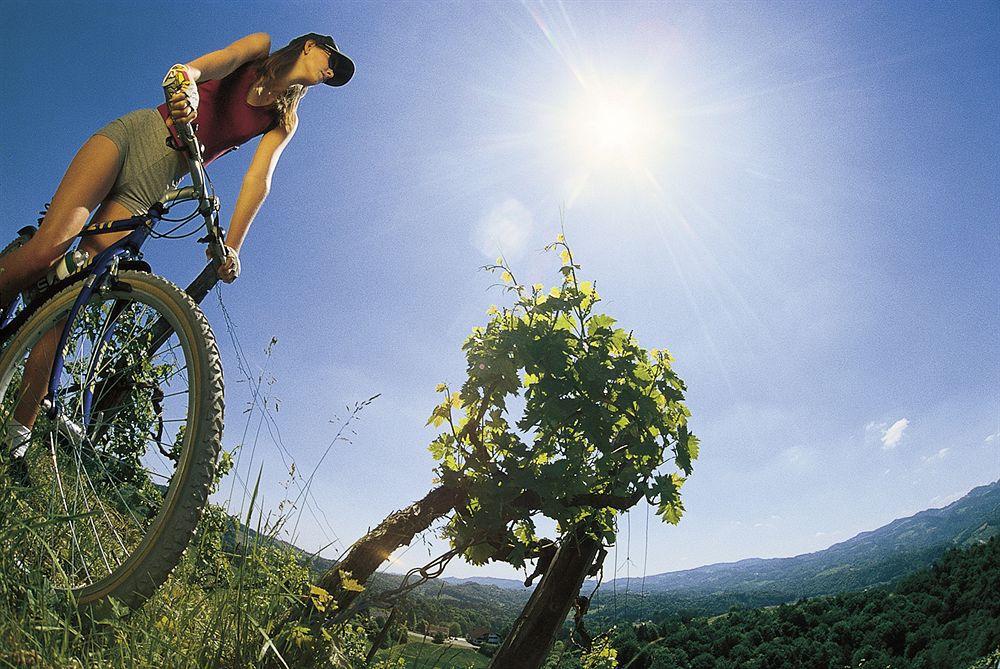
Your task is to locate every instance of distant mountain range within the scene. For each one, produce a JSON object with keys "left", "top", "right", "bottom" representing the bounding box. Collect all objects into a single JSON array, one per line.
[
  {"left": 434, "top": 480, "right": 999, "bottom": 612},
  {"left": 439, "top": 575, "right": 530, "bottom": 590},
  {"left": 241, "top": 479, "right": 998, "bottom": 625},
  {"left": 613, "top": 479, "right": 998, "bottom": 597},
  {"left": 207, "top": 477, "right": 1000, "bottom": 634}
]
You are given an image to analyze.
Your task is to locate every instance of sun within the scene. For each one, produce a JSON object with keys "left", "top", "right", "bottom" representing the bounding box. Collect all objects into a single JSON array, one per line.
[
  {"left": 586, "top": 100, "right": 643, "bottom": 155},
  {"left": 565, "top": 84, "right": 664, "bottom": 170}
]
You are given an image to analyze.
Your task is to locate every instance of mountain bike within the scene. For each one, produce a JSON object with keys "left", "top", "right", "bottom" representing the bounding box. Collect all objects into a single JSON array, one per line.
[{"left": 0, "top": 98, "right": 226, "bottom": 611}]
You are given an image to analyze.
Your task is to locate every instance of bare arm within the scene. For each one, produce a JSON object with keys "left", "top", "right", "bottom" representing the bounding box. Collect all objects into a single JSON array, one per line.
[
  {"left": 185, "top": 32, "right": 271, "bottom": 82},
  {"left": 225, "top": 122, "right": 297, "bottom": 254},
  {"left": 164, "top": 33, "right": 271, "bottom": 125}
]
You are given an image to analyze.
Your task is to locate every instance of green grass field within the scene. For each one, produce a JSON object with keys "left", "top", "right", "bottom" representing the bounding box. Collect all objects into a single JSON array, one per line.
[{"left": 377, "top": 639, "right": 489, "bottom": 669}]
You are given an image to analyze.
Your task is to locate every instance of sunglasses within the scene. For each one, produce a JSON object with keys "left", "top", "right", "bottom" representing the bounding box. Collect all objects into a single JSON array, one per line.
[{"left": 318, "top": 44, "right": 338, "bottom": 71}]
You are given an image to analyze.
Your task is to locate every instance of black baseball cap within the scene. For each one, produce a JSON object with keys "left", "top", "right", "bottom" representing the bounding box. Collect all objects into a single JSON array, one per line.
[{"left": 295, "top": 33, "right": 355, "bottom": 87}]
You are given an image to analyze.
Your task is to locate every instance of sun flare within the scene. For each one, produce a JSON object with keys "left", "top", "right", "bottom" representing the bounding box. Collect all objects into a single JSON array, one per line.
[{"left": 566, "top": 85, "right": 664, "bottom": 169}]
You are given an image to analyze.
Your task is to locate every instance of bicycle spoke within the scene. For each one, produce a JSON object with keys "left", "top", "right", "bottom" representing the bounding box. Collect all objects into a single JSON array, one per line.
[
  {"left": 47, "top": 432, "right": 92, "bottom": 585},
  {"left": 0, "top": 270, "right": 221, "bottom": 607},
  {"left": 85, "top": 353, "right": 187, "bottom": 416},
  {"left": 76, "top": 446, "right": 155, "bottom": 533},
  {"left": 73, "top": 451, "right": 114, "bottom": 576},
  {"left": 81, "top": 476, "right": 131, "bottom": 567}
]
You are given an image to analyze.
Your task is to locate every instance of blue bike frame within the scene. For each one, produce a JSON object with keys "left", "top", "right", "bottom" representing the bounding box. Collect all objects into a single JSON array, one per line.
[
  {"left": 1, "top": 197, "right": 223, "bottom": 432},
  {"left": 49, "top": 206, "right": 161, "bottom": 426}
]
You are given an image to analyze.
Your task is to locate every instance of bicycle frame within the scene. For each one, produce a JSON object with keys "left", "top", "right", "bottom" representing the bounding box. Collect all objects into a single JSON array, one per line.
[
  {"left": 0, "top": 85, "right": 233, "bottom": 610},
  {"left": 2, "top": 188, "right": 223, "bottom": 432}
]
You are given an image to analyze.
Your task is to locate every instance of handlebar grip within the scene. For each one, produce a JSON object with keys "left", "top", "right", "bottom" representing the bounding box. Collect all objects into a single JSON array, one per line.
[
  {"left": 162, "top": 66, "right": 201, "bottom": 154},
  {"left": 162, "top": 64, "right": 194, "bottom": 103}
]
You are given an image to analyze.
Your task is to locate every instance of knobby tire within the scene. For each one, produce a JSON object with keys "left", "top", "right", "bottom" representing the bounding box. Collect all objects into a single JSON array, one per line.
[{"left": 0, "top": 270, "right": 224, "bottom": 610}]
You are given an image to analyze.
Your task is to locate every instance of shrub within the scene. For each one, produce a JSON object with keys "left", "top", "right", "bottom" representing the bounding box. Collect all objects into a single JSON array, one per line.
[{"left": 478, "top": 642, "right": 499, "bottom": 657}]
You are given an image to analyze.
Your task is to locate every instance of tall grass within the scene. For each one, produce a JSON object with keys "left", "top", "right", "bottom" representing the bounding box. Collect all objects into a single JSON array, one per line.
[
  {"left": 0, "top": 329, "right": 427, "bottom": 668},
  {"left": 0, "top": 467, "right": 327, "bottom": 668},
  {"left": 0, "top": 421, "right": 387, "bottom": 668}
]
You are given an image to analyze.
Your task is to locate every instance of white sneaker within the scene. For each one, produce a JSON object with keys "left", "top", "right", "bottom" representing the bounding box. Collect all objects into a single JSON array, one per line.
[
  {"left": 5, "top": 419, "right": 31, "bottom": 459},
  {"left": 56, "top": 413, "right": 86, "bottom": 446},
  {"left": 3, "top": 420, "right": 33, "bottom": 487}
]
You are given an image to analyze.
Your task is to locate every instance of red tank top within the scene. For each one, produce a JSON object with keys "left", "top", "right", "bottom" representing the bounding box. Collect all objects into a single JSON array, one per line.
[{"left": 157, "top": 61, "right": 279, "bottom": 165}]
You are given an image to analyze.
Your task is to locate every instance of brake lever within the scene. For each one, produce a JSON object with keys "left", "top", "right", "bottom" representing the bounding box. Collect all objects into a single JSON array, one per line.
[{"left": 198, "top": 218, "right": 228, "bottom": 265}]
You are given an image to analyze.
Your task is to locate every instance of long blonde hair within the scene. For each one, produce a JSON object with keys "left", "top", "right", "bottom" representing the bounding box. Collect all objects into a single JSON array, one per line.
[{"left": 253, "top": 36, "right": 313, "bottom": 130}]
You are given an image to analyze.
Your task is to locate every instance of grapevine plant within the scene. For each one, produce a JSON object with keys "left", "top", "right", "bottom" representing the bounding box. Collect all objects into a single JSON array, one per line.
[
  {"left": 426, "top": 233, "right": 699, "bottom": 568},
  {"left": 287, "top": 234, "right": 699, "bottom": 666}
]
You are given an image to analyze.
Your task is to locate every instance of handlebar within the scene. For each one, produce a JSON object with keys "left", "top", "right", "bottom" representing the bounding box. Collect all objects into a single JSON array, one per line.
[{"left": 161, "top": 68, "right": 227, "bottom": 264}]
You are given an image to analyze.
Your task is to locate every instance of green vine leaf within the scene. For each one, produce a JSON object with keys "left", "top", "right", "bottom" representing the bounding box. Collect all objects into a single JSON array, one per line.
[{"left": 422, "top": 233, "right": 699, "bottom": 564}]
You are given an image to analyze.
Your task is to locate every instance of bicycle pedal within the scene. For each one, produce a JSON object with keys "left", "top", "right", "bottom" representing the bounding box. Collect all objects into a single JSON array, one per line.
[{"left": 1, "top": 226, "right": 35, "bottom": 258}]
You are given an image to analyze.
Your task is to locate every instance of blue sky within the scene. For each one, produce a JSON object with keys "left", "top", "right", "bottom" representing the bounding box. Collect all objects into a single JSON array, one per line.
[{"left": 2, "top": 1, "right": 997, "bottom": 580}]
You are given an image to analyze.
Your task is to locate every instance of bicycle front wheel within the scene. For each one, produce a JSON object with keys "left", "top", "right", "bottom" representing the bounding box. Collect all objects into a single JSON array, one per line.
[{"left": 0, "top": 270, "right": 223, "bottom": 609}]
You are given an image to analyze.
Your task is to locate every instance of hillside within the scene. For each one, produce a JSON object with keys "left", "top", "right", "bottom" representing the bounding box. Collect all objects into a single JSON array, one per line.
[
  {"left": 439, "top": 576, "right": 530, "bottom": 591},
  {"left": 378, "top": 480, "right": 999, "bottom": 627},
  {"left": 432, "top": 481, "right": 999, "bottom": 598},
  {"left": 611, "top": 479, "right": 998, "bottom": 599},
  {"left": 576, "top": 480, "right": 999, "bottom": 624},
  {"left": 601, "top": 536, "right": 1000, "bottom": 669}
]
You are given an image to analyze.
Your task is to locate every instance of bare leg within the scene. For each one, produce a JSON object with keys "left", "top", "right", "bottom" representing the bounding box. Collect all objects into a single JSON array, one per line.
[
  {"left": 13, "top": 199, "right": 135, "bottom": 429},
  {"left": 0, "top": 135, "right": 122, "bottom": 307}
]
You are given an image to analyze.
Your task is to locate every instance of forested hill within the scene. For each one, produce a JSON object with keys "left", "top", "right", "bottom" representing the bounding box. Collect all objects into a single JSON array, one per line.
[
  {"left": 614, "top": 479, "right": 998, "bottom": 599},
  {"left": 602, "top": 536, "right": 1000, "bottom": 669},
  {"left": 344, "top": 481, "right": 999, "bottom": 633}
]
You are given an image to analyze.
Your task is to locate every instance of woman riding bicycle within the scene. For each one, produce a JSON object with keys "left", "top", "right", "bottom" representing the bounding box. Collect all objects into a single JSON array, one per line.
[{"left": 0, "top": 32, "right": 354, "bottom": 470}]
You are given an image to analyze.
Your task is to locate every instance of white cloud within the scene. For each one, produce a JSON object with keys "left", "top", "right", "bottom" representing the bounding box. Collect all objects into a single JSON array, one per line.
[
  {"left": 864, "top": 421, "right": 886, "bottom": 447},
  {"left": 985, "top": 430, "right": 999, "bottom": 443},
  {"left": 881, "top": 418, "right": 909, "bottom": 449},
  {"left": 472, "top": 198, "right": 533, "bottom": 261},
  {"left": 814, "top": 529, "right": 849, "bottom": 541},
  {"left": 920, "top": 447, "right": 950, "bottom": 464},
  {"left": 929, "top": 489, "right": 965, "bottom": 508}
]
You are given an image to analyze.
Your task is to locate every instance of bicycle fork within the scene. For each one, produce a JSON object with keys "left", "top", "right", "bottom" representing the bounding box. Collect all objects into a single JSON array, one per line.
[{"left": 44, "top": 236, "right": 149, "bottom": 428}]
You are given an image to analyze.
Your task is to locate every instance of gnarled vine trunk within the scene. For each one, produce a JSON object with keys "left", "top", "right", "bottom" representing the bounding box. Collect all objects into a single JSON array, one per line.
[
  {"left": 489, "top": 529, "right": 602, "bottom": 669},
  {"left": 277, "top": 484, "right": 463, "bottom": 666},
  {"left": 320, "top": 484, "right": 463, "bottom": 617}
]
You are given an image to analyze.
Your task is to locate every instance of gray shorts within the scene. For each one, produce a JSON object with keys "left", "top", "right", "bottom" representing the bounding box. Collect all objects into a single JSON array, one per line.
[{"left": 93, "top": 109, "right": 188, "bottom": 216}]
